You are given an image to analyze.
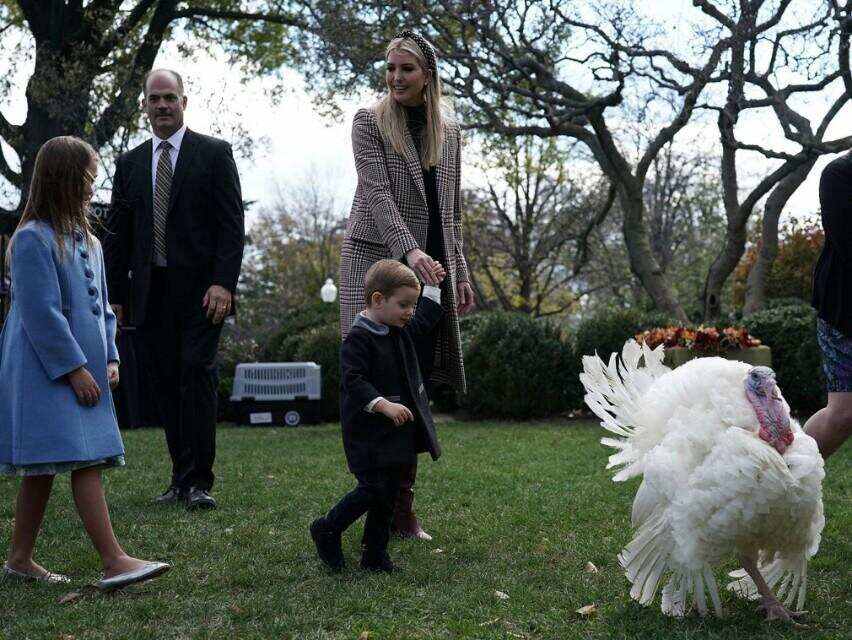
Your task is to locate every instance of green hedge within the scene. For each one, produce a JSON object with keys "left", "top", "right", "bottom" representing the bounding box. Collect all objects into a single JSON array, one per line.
[
  {"left": 462, "top": 311, "right": 580, "bottom": 419},
  {"left": 292, "top": 323, "right": 342, "bottom": 423},
  {"left": 264, "top": 301, "right": 339, "bottom": 361},
  {"left": 743, "top": 304, "right": 825, "bottom": 415}
]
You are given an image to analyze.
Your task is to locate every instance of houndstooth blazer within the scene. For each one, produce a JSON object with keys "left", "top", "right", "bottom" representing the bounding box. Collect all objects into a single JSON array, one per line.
[{"left": 340, "top": 107, "right": 468, "bottom": 394}]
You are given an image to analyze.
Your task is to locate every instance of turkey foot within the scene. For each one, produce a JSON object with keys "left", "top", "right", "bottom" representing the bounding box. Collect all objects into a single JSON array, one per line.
[
  {"left": 756, "top": 597, "right": 807, "bottom": 624},
  {"left": 739, "top": 555, "right": 807, "bottom": 627}
]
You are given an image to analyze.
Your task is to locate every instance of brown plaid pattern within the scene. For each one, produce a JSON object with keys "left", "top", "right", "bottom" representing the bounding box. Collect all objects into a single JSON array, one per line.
[
  {"left": 340, "top": 108, "right": 468, "bottom": 394},
  {"left": 153, "top": 140, "right": 173, "bottom": 263}
]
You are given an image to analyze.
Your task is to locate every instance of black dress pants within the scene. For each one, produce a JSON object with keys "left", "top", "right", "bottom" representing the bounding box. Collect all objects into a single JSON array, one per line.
[
  {"left": 138, "top": 267, "right": 223, "bottom": 491},
  {"left": 325, "top": 466, "right": 403, "bottom": 554}
]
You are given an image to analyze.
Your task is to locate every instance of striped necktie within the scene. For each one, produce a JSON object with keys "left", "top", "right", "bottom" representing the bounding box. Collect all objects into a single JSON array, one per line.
[{"left": 153, "top": 140, "right": 173, "bottom": 264}]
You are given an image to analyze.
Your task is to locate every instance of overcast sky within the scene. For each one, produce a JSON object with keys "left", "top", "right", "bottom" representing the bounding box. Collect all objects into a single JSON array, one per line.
[{"left": 1, "top": 0, "right": 848, "bottom": 231}]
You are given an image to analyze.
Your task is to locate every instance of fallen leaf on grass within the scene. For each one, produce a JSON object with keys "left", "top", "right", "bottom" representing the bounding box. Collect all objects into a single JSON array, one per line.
[
  {"left": 266, "top": 475, "right": 275, "bottom": 480},
  {"left": 58, "top": 635, "right": 75, "bottom": 640},
  {"left": 494, "top": 590, "right": 509, "bottom": 600},
  {"left": 229, "top": 603, "right": 244, "bottom": 615},
  {"left": 432, "top": 548, "right": 443, "bottom": 554},
  {"left": 576, "top": 604, "right": 597, "bottom": 616},
  {"left": 57, "top": 592, "right": 83, "bottom": 605},
  {"left": 584, "top": 561, "right": 599, "bottom": 573},
  {"left": 358, "top": 632, "right": 371, "bottom": 640},
  {"left": 479, "top": 618, "right": 500, "bottom": 627},
  {"left": 224, "top": 528, "right": 234, "bottom": 535}
]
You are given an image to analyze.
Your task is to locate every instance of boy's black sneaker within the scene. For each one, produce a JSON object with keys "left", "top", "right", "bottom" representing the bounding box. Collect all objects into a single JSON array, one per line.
[
  {"left": 310, "top": 517, "right": 344, "bottom": 572},
  {"left": 360, "top": 551, "right": 398, "bottom": 573}
]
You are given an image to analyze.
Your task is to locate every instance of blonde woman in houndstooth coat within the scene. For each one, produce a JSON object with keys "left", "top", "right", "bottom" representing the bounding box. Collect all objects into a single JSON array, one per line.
[{"left": 339, "top": 31, "right": 474, "bottom": 541}]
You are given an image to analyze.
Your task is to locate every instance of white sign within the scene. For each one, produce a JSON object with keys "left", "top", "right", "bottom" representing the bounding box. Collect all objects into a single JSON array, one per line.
[{"left": 250, "top": 412, "right": 273, "bottom": 424}]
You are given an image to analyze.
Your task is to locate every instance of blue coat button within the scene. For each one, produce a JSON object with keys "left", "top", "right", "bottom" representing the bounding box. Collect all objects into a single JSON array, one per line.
[
  {"left": 88, "top": 287, "right": 98, "bottom": 297},
  {"left": 92, "top": 305, "right": 101, "bottom": 317},
  {"left": 74, "top": 231, "right": 84, "bottom": 242},
  {"left": 84, "top": 268, "right": 94, "bottom": 279},
  {"left": 80, "top": 250, "right": 89, "bottom": 260}
]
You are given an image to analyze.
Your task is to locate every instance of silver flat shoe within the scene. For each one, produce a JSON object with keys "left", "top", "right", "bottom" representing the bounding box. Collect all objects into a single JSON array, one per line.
[
  {"left": 95, "top": 561, "right": 170, "bottom": 591},
  {"left": 2, "top": 562, "right": 71, "bottom": 584}
]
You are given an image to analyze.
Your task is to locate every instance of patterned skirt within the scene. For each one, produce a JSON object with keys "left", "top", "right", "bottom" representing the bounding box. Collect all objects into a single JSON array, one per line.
[
  {"left": 0, "top": 456, "right": 125, "bottom": 477},
  {"left": 816, "top": 318, "right": 852, "bottom": 393}
]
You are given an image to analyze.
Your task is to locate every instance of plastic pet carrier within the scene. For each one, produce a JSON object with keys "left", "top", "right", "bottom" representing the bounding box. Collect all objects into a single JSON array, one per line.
[{"left": 230, "top": 362, "right": 322, "bottom": 426}]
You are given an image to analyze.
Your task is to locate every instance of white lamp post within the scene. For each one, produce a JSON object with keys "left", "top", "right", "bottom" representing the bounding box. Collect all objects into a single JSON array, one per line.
[{"left": 320, "top": 278, "right": 338, "bottom": 303}]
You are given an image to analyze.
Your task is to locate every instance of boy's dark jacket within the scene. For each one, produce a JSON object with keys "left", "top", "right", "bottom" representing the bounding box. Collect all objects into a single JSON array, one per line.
[{"left": 340, "top": 296, "right": 442, "bottom": 473}]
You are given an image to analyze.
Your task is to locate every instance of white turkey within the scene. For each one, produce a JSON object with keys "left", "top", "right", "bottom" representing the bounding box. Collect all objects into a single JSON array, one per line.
[{"left": 579, "top": 339, "right": 825, "bottom": 622}]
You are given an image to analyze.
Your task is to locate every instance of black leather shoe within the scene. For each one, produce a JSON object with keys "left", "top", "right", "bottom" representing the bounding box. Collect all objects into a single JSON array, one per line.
[
  {"left": 153, "top": 486, "right": 185, "bottom": 505},
  {"left": 310, "top": 517, "right": 344, "bottom": 572},
  {"left": 360, "top": 551, "right": 398, "bottom": 573},
  {"left": 185, "top": 487, "right": 217, "bottom": 510}
]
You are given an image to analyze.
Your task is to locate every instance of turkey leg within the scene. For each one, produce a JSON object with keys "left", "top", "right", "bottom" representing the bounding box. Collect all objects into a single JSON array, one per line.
[{"left": 738, "top": 555, "right": 807, "bottom": 625}]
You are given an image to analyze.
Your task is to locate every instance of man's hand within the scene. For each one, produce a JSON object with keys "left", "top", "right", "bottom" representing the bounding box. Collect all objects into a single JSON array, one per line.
[
  {"left": 203, "top": 285, "right": 232, "bottom": 324},
  {"left": 107, "top": 362, "right": 120, "bottom": 390},
  {"left": 111, "top": 304, "right": 124, "bottom": 327},
  {"left": 67, "top": 366, "right": 101, "bottom": 407},
  {"left": 376, "top": 399, "right": 414, "bottom": 426}
]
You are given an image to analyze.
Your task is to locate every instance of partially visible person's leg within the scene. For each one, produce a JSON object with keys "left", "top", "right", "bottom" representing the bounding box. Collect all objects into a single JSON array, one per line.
[
  {"left": 139, "top": 267, "right": 188, "bottom": 498},
  {"left": 179, "top": 304, "right": 224, "bottom": 499},
  {"left": 70, "top": 467, "right": 150, "bottom": 578},
  {"left": 6, "top": 474, "right": 54, "bottom": 575},
  {"left": 361, "top": 467, "right": 402, "bottom": 571},
  {"left": 804, "top": 392, "right": 852, "bottom": 458},
  {"left": 806, "top": 319, "right": 852, "bottom": 459}
]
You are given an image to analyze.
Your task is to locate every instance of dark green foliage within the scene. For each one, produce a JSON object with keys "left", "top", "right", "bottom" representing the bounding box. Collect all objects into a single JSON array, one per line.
[
  {"left": 743, "top": 304, "right": 825, "bottom": 415},
  {"left": 573, "top": 308, "right": 676, "bottom": 361},
  {"left": 264, "top": 301, "right": 339, "bottom": 361},
  {"left": 292, "top": 323, "right": 342, "bottom": 422},
  {"left": 462, "top": 312, "right": 581, "bottom": 419}
]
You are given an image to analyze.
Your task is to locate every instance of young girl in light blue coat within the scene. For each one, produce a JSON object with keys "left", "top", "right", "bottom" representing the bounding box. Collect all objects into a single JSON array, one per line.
[{"left": 0, "top": 136, "right": 169, "bottom": 589}]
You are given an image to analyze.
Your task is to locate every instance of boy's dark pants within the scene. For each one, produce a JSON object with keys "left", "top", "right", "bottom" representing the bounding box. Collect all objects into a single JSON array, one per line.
[{"left": 325, "top": 465, "right": 404, "bottom": 555}]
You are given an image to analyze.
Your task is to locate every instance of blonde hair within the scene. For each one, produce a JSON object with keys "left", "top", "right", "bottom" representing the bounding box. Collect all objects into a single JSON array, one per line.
[
  {"left": 364, "top": 259, "right": 420, "bottom": 305},
  {"left": 9, "top": 136, "right": 96, "bottom": 264},
  {"left": 374, "top": 35, "right": 449, "bottom": 169}
]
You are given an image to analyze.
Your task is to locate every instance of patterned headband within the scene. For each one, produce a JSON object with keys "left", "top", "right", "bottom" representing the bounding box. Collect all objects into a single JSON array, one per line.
[{"left": 394, "top": 30, "right": 437, "bottom": 75}]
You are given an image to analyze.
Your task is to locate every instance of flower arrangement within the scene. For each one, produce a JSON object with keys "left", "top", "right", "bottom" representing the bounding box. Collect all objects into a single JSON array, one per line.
[{"left": 635, "top": 326, "right": 761, "bottom": 355}]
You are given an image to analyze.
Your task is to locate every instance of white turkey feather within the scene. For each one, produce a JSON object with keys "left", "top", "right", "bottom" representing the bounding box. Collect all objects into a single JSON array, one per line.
[{"left": 580, "top": 339, "right": 826, "bottom": 618}]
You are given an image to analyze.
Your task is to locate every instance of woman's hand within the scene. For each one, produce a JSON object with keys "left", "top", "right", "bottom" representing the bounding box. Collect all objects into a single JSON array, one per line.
[
  {"left": 456, "top": 280, "right": 475, "bottom": 315},
  {"left": 107, "top": 362, "right": 120, "bottom": 390},
  {"left": 67, "top": 366, "right": 101, "bottom": 407},
  {"left": 405, "top": 248, "right": 440, "bottom": 285}
]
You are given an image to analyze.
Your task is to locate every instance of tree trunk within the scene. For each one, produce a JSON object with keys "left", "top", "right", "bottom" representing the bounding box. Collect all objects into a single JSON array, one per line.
[
  {"left": 742, "top": 159, "right": 815, "bottom": 315},
  {"left": 619, "top": 186, "right": 688, "bottom": 322}
]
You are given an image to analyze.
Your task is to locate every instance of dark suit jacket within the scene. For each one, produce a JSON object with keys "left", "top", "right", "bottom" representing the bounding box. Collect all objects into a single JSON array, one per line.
[
  {"left": 103, "top": 129, "right": 245, "bottom": 326},
  {"left": 813, "top": 153, "right": 852, "bottom": 336},
  {"left": 340, "top": 297, "right": 442, "bottom": 473}
]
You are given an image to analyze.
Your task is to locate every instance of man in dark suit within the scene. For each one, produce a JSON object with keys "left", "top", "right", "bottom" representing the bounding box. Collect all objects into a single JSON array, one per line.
[{"left": 104, "top": 69, "right": 244, "bottom": 510}]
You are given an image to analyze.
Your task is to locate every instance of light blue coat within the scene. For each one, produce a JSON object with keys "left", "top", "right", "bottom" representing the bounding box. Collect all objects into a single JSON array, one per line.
[{"left": 0, "top": 221, "right": 124, "bottom": 466}]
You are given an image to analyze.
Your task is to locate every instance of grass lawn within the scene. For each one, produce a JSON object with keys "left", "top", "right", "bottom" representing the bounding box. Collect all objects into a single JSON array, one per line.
[{"left": 0, "top": 420, "right": 849, "bottom": 639}]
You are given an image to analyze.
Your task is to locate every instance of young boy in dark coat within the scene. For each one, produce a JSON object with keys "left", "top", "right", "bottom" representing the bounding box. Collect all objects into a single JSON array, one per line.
[{"left": 311, "top": 259, "right": 444, "bottom": 572}]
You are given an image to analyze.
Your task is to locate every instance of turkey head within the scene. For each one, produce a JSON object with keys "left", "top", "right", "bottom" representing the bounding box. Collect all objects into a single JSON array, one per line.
[{"left": 744, "top": 366, "right": 794, "bottom": 455}]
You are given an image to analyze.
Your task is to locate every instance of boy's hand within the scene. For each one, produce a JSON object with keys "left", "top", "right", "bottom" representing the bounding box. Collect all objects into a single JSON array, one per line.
[
  {"left": 67, "top": 366, "right": 101, "bottom": 407},
  {"left": 432, "top": 261, "right": 446, "bottom": 284},
  {"left": 107, "top": 361, "right": 120, "bottom": 389},
  {"left": 377, "top": 399, "right": 414, "bottom": 426}
]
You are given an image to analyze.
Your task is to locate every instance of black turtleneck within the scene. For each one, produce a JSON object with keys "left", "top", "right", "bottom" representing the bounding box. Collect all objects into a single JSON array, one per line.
[{"left": 404, "top": 105, "right": 445, "bottom": 264}]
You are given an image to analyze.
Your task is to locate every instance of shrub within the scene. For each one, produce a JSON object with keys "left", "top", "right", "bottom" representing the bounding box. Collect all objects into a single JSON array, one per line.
[
  {"left": 264, "top": 301, "right": 339, "bottom": 361},
  {"left": 292, "top": 323, "right": 342, "bottom": 423},
  {"left": 462, "top": 312, "right": 580, "bottom": 419},
  {"left": 573, "top": 308, "right": 676, "bottom": 362},
  {"left": 743, "top": 304, "right": 825, "bottom": 415}
]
